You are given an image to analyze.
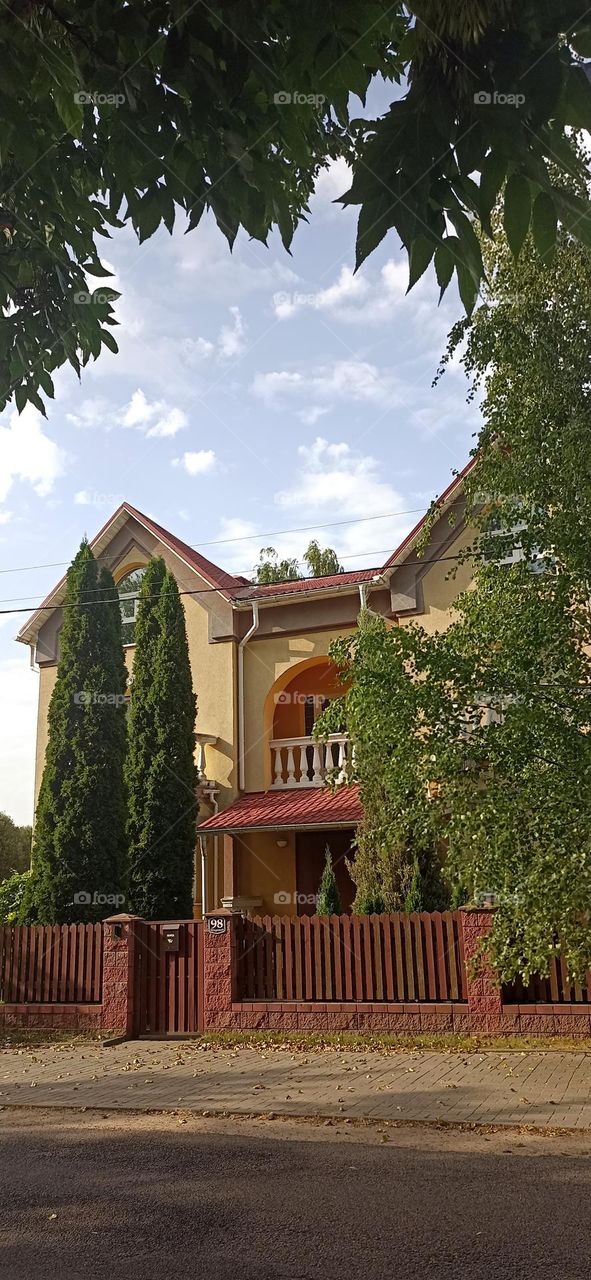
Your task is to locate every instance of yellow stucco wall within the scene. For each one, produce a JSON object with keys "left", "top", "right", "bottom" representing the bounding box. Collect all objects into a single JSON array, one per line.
[
  {"left": 242, "top": 628, "right": 355, "bottom": 793},
  {"left": 235, "top": 829, "right": 297, "bottom": 916},
  {"left": 399, "top": 525, "right": 475, "bottom": 635}
]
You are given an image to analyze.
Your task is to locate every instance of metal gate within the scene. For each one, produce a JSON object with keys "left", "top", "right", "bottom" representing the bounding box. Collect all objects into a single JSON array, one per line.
[{"left": 134, "top": 920, "right": 204, "bottom": 1035}]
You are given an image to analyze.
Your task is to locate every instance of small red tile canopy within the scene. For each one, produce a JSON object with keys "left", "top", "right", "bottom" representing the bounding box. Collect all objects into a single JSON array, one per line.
[{"left": 198, "top": 785, "right": 362, "bottom": 832}]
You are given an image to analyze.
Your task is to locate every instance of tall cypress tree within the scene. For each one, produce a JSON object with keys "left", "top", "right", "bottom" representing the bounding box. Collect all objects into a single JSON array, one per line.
[
  {"left": 126, "top": 561, "right": 197, "bottom": 918},
  {"left": 22, "top": 543, "right": 127, "bottom": 923}
]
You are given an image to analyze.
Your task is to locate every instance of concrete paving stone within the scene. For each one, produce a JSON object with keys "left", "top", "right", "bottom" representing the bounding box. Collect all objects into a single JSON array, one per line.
[{"left": 0, "top": 1042, "right": 589, "bottom": 1129}]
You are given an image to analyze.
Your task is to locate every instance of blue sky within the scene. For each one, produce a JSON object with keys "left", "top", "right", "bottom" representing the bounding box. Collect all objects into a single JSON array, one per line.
[{"left": 0, "top": 80, "right": 482, "bottom": 824}]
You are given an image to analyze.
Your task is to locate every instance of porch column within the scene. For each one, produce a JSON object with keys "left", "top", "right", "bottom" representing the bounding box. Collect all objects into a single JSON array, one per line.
[{"left": 223, "top": 833, "right": 237, "bottom": 900}]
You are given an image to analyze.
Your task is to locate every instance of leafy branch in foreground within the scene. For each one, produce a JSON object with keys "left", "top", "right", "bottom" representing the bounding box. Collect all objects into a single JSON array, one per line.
[{"left": 2, "top": 2, "right": 591, "bottom": 408}]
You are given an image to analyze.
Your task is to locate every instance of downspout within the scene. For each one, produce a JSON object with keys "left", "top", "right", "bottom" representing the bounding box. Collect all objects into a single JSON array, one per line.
[
  {"left": 238, "top": 602, "right": 260, "bottom": 791},
  {"left": 358, "top": 577, "right": 383, "bottom": 616},
  {"left": 199, "top": 835, "right": 208, "bottom": 917},
  {"left": 212, "top": 795, "right": 220, "bottom": 909}
]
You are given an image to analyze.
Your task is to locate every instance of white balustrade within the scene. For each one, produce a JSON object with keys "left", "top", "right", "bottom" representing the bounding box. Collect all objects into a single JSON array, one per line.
[{"left": 269, "top": 734, "right": 350, "bottom": 788}]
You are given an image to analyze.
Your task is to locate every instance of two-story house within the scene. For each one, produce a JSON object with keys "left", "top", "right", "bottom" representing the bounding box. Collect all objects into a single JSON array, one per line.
[{"left": 16, "top": 462, "right": 475, "bottom": 918}]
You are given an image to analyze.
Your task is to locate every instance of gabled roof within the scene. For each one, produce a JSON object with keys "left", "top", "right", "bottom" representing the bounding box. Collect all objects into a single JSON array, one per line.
[
  {"left": 16, "top": 459, "right": 475, "bottom": 647},
  {"left": 198, "top": 785, "right": 362, "bottom": 832},
  {"left": 381, "top": 457, "right": 475, "bottom": 573},
  {"left": 16, "top": 500, "right": 244, "bottom": 647}
]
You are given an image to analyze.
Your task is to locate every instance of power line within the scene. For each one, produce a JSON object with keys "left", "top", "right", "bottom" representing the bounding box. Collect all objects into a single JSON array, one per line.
[
  {"left": 2, "top": 547, "right": 480, "bottom": 619},
  {"left": 0, "top": 502, "right": 459, "bottom": 578}
]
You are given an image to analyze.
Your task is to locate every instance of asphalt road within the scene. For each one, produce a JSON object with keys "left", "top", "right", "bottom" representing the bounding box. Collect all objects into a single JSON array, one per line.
[{"left": 0, "top": 1110, "right": 589, "bottom": 1280}]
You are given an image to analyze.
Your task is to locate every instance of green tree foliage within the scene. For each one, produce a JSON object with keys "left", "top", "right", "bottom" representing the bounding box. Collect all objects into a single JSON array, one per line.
[
  {"left": 21, "top": 543, "right": 127, "bottom": 924},
  {"left": 0, "top": 812, "right": 32, "bottom": 880},
  {"left": 0, "top": 870, "right": 31, "bottom": 924},
  {"left": 303, "top": 541, "right": 343, "bottom": 578},
  {"left": 440, "top": 178, "right": 591, "bottom": 583},
  {"left": 254, "top": 547, "right": 302, "bottom": 585},
  {"left": 127, "top": 560, "right": 197, "bottom": 919},
  {"left": 316, "top": 845, "right": 342, "bottom": 915},
  {"left": 254, "top": 541, "right": 342, "bottom": 584},
  {"left": 2, "top": 2, "right": 591, "bottom": 409},
  {"left": 322, "top": 574, "right": 591, "bottom": 983},
  {"left": 317, "top": 615, "right": 451, "bottom": 918}
]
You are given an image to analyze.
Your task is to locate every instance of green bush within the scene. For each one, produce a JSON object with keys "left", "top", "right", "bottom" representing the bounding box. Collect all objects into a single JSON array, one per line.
[
  {"left": 316, "top": 846, "right": 342, "bottom": 916},
  {"left": 0, "top": 871, "right": 31, "bottom": 923}
]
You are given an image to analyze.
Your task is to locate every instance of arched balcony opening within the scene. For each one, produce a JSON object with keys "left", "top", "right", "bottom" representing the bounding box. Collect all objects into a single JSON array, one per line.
[{"left": 266, "top": 657, "right": 350, "bottom": 789}]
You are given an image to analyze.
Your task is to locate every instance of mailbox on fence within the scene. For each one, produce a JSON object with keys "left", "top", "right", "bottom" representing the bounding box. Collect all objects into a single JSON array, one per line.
[{"left": 160, "top": 923, "right": 180, "bottom": 952}]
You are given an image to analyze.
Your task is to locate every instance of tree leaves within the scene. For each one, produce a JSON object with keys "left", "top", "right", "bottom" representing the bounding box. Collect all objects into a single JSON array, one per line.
[
  {"left": 2, "top": 1, "right": 591, "bottom": 409},
  {"left": 531, "top": 191, "right": 557, "bottom": 266},
  {"left": 504, "top": 174, "right": 531, "bottom": 259}
]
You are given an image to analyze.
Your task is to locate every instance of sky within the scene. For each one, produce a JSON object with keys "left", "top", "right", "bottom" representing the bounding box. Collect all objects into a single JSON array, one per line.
[{"left": 0, "top": 79, "right": 482, "bottom": 826}]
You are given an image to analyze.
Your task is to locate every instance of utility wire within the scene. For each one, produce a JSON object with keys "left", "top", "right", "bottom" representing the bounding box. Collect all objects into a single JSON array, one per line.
[
  {"left": 2, "top": 547, "right": 487, "bottom": 618},
  {"left": 0, "top": 500, "right": 464, "bottom": 578}
]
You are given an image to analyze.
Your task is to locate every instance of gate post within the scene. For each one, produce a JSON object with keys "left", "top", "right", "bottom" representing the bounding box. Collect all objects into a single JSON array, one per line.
[
  {"left": 202, "top": 909, "right": 241, "bottom": 1031},
  {"left": 460, "top": 906, "right": 503, "bottom": 1031},
  {"left": 102, "top": 914, "right": 143, "bottom": 1037}
]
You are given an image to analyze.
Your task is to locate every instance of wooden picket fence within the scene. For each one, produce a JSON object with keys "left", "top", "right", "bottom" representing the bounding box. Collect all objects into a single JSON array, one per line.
[
  {"left": 503, "top": 957, "right": 591, "bottom": 1005},
  {"left": 237, "top": 911, "right": 468, "bottom": 1004},
  {"left": 0, "top": 924, "right": 103, "bottom": 1004}
]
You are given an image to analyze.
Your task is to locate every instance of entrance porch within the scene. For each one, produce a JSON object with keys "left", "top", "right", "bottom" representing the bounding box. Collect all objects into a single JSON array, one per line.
[{"left": 198, "top": 786, "right": 362, "bottom": 916}]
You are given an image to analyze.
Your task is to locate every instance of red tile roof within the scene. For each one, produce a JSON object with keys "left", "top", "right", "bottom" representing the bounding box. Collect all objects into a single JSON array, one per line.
[
  {"left": 232, "top": 568, "right": 381, "bottom": 600},
  {"left": 199, "top": 786, "right": 362, "bottom": 831},
  {"left": 118, "top": 503, "right": 244, "bottom": 596}
]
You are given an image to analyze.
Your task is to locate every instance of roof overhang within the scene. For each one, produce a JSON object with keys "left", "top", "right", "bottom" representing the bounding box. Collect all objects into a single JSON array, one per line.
[
  {"left": 381, "top": 456, "right": 475, "bottom": 578},
  {"left": 198, "top": 785, "right": 362, "bottom": 833}
]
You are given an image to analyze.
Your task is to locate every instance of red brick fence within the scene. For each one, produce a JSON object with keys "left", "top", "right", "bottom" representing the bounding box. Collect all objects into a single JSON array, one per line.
[{"left": 0, "top": 910, "right": 590, "bottom": 1039}]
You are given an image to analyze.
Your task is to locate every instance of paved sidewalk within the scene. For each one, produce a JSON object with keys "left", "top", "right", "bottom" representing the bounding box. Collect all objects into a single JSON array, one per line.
[{"left": 0, "top": 1040, "right": 590, "bottom": 1128}]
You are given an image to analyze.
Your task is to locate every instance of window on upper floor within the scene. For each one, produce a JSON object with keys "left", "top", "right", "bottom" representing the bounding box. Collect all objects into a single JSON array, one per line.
[
  {"left": 117, "top": 567, "right": 147, "bottom": 645},
  {"left": 481, "top": 511, "right": 550, "bottom": 574}
]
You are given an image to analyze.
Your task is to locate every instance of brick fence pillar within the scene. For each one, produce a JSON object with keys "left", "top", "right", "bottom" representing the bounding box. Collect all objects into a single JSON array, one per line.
[
  {"left": 460, "top": 906, "right": 503, "bottom": 1031},
  {"left": 101, "top": 914, "right": 143, "bottom": 1036},
  {"left": 202, "top": 909, "right": 241, "bottom": 1031}
]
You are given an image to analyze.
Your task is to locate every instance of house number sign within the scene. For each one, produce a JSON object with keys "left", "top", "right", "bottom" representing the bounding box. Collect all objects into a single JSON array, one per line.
[{"left": 207, "top": 916, "right": 228, "bottom": 934}]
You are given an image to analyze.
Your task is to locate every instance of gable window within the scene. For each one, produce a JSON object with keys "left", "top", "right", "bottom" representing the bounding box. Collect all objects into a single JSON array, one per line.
[{"left": 117, "top": 567, "right": 146, "bottom": 645}]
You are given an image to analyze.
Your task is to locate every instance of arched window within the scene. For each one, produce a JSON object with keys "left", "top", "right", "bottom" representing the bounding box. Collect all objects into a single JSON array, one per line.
[{"left": 117, "top": 567, "right": 147, "bottom": 645}]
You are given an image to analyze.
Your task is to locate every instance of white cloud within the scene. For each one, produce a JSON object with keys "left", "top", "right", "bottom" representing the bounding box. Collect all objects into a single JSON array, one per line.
[
  {"left": 181, "top": 337, "right": 215, "bottom": 364},
  {"left": 0, "top": 404, "right": 65, "bottom": 505},
  {"left": 66, "top": 397, "right": 110, "bottom": 430},
  {"left": 252, "top": 359, "right": 403, "bottom": 412},
  {"left": 172, "top": 449, "right": 217, "bottom": 476},
  {"left": 312, "top": 157, "right": 353, "bottom": 209},
  {"left": 119, "top": 388, "right": 188, "bottom": 439},
  {"left": 217, "top": 306, "right": 246, "bottom": 359},
  {"left": 74, "top": 489, "right": 121, "bottom": 509},
  {"left": 298, "top": 405, "right": 330, "bottom": 426},
  {"left": 272, "top": 437, "right": 413, "bottom": 568},
  {"left": 174, "top": 215, "right": 298, "bottom": 299},
  {"left": 181, "top": 307, "right": 247, "bottom": 365},
  {"left": 272, "top": 258, "right": 409, "bottom": 325},
  {"left": 210, "top": 437, "right": 416, "bottom": 578},
  {"left": 0, "top": 658, "right": 37, "bottom": 824}
]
